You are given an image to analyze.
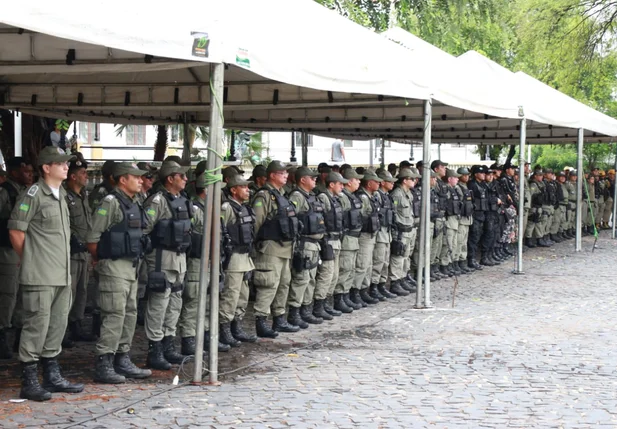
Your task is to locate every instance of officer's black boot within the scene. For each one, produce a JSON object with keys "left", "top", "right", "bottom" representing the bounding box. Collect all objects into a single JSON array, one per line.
[
  {"left": 405, "top": 272, "right": 418, "bottom": 288},
  {"left": 390, "top": 280, "right": 410, "bottom": 296},
  {"left": 313, "top": 300, "right": 333, "bottom": 320},
  {"left": 527, "top": 237, "right": 538, "bottom": 248},
  {"left": 466, "top": 259, "right": 477, "bottom": 271},
  {"left": 439, "top": 265, "right": 452, "bottom": 277},
  {"left": 20, "top": 362, "right": 52, "bottom": 401},
  {"left": 114, "top": 353, "right": 152, "bottom": 379},
  {"left": 334, "top": 294, "right": 353, "bottom": 313},
  {"left": 231, "top": 318, "right": 257, "bottom": 342},
  {"left": 434, "top": 264, "right": 446, "bottom": 279},
  {"left": 146, "top": 340, "right": 172, "bottom": 370},
  {"left": 41, "top": 357, "right": 84, "bottom": 393},
  {"left": 287, "top": 306, "right": 309, "bottom": 329},
  {"left": 300, "top": 305, "right": 323, "bottom": 324},
  {"left": 220, "top": 323, "right": 242, "bottom": 347},
  {"left": 360, "top": 288, "right": 379, "bottom": 305},
  {"left": 323, "top": 298, "right": 342, "bottom": 317},
  {"left": 181, "top": 336, "right": 196, "bottom": 355},
  {"left": 0, "top": 328, "right": 12, "bottom": 359},
  {"left": 94, "top": 353, "right": 126, "bottom": 383},
  {"left": 429, "top": 265, "right": 439, "bottom": 281},
  {"left": 537, "top": 237, "right": 550, "bottom": 247},
  {"left": 480, "top": 255, "right": 495, "bottom": 266},
  {"left": 273, "top": 314, "right": 301, "bottom": 332},
  {"left": 450, "top": 262, "right": 462, "bottom": 276},
  {"left": 544, "top": 235, "right": 555, "bottom": 245},
  {"left": 369, "top": 283, "right": 386, "bottom": 301},
  {"left": 458, "top": 261, "right": 471, "bottom": 274},
  {"left": 492, "top": 249, "right": 504, "bottom": 263},
  {"left": 13, "top": 328, "right": 21, "bottom": 353},
  {"left": 204, "top": 331, "right": 232, "bottom": 352},
  {"left": 162, "top": 336, "right": 186, "bottom": 364},
  {"left": 398, "top": 278, "right": 414, "bottom": 292},
  {"left": 344, "top": 292, "right": 362, "bottom": 310},
  {"left": 378, "top": 282, "right": 398, "bottom": 298},
  {"left": 91, "top": 310, "right": 101, "bottom": 338},
  {"left": 69, "top": 320, "right": 97, "bottom": 342},
  {"left": 349, "top": 289, "right": 365, "bottom": 308}
]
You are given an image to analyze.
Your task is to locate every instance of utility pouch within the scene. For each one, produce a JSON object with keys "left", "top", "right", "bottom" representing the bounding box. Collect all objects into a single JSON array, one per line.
[
  {"left": 147, "top": 271, "right": 169, "bottom": 293},
  {"left": 320, "top": 242, "right": 335, "bottom": 261},
  {"left": 391, "top": 240, "right": 407, "bottom": 257},
  {"left": 292, "top": 252, "right": 304, "bottom": 272}
]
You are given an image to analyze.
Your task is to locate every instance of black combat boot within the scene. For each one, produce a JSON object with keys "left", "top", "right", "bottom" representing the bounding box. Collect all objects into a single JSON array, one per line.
[
  {"left": 114, "top": 353, "right": 152, "bottom": 379},
  {"left": 369, "top": 284, "right": 386, "bottom": 301},
  {"left": 378, "top": 283, "right": 398, "bottom": 298},
  {"left": 439, "top": 265, "right": 452, "bottom": 277},
  {"left": 162, "top": 336, "right": 185, "bottom": 364},
  {"left": 344, "top": 292, "right": 362, "bottom": 310},
  {"left": 480, "top": 256, "right": 495, "bottom": 266},
  {"left": 181, "top": 337, "right": 196, "bottom": 355},
  {"left": 404, "top": 272, "right": 418, "bottom": 288},
  {"left": 220, "top": 323, "right": 241, "bottom": 347},
  {"left": 69, "top": 320, "right": 97, "bottom": 342},
  {"left": 272, "top": 314, "right": 301, "bottom": 332},
  {"left": 0, "top": 328, "right": 12, "bottom": 359},
  {"left": 544, "top": 235, "right": 555, "bottom": 245},
  {"left": 91, "top": 310, "right": 101, "bottom": 338},
  {"left": 450, "top": 263, "right": 462, "bottom": 276},
  {"left": 398, "top": 279, "right": 414, "bottom": 293},
  {"left": 334, "top": 294, "right": 353, "bottom": 313},
  {"left": 457, "top": 261, "right": 471, "bottom": 274},
  {"left": 429, "top": 265, "right": 439, "bottom": 281},
  {"left": 41, "top": 357, "right": 84, "bottom": 393},
  {"left": 204, "top": 331, "right": 231, "bottom": 352},
  {"left": 94, "top": 354, "right": 127, "bottom": 383},
  {"left": 390, "top": 280, "right": 410, "bottom": 296},
  {"left": 323, "top": 298, "right": 342, "bottom": 317},
  {"left": 537, "top": 237, "right": 551, "bottom": 247},
  {"left": 313, "top": 300, "right": 333, "bottom": 320},
  {"left": 466, "top": 259, "right": 477, "bottom": 271},
  {"left": 146, "top": 340, "right": 172, "bottom": 370},
  {"left": 20, "top": 362, "right": 52, "bottom": 401},
  {"left": 360, "top": 288, "right": 379, "bottom": 305},
  {"left": 231, "top": 319, "right": 257, "bottom": 342},
  {"left": 349, "top": 289, "right": 366, "bottom": 308},
  {"left": 13, "top": 328, "right": 21, "bottom": 353},
  {"left": 300, "top": 305, "right": 323, "bottom": 324},
  {"left": 287, "top": 306, "right": 309, "bottom": 329}
]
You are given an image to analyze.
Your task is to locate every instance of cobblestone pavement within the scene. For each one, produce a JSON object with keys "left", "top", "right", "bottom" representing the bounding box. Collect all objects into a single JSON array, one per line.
[{"left": 2, "top": 232, "right": 617, "bottom": 428}]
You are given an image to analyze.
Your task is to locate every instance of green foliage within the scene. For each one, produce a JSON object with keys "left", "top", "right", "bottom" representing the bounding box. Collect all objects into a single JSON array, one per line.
[{"left": 531, "top": 143, "right": 617, "bottom": 171}]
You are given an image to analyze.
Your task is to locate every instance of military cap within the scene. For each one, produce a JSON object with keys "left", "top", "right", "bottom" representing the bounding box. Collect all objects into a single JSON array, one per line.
[
  {"left": 416, "top": 160, "right": 424, "bottom": 169},
  {"left": 557, "top": 171, "right": 566, "bottom": 177},
  {"left": 430, "top": 160, "right": 448, "bottom": 170},
  {"left": 194, "top": 160, "right": 208, "bottom": 176},
  {"left": 226, "top": 174, "right": 252, "bottom": 188},
  {"left": 321, "top": 166, "right": 332, "bottom": 174},
  {"left": 503, "top": 163, "right": 515, "bottom": 170},
  {"left": 343, "top": 168, "right": 364, "bottom": 180},
  {"left": 457, "top": 167, "right": 470, "bottom": 175},
  {"left": 38, "top": 146, "right": 76, "bottom": 166},
  {"left": 286, "top": 165, "right": 297, "bottom": 173},
  {"left": 136, "top": 161, "right": 156, "bottom": 172},
  {"left": 544, "top": 168, "right": 553, "bottom": 174},
  {"left": 377, "top": 170, "right": 396, "bottom": 182},
  {"left": 68, "top": 157, "right": 88, "bottom": 171},
  {"left": 599, "top": 170, "right": 606, "bottom": 176},
  {"left": 251, "top": 164, "right": 267, "bottom": 178},
  {"left": 295, "top": 166, "right": 319, "bottom": 182},
  {"left": 113, "top": 161, "right": 147, "bottom": 177},
  {"left": 533, "top": 168, "right": 544, "bottom": 175},
  {"left": 222, "top": 167, "right": 240, "bottom": 179},
  {"left": 356, "top": 167, "right": 366, "bottom": 174},
  {"left": 397, "top": 168, "right": 420, "bottom": 179},
  {"left": 164, "top": 155, "right": 183, "bottom": 164},
  {"left": 399, "top": 160, "right": 412, "bottom": 169},
  {"left": 317, "top": 162, "right": 330, "bottom": 172},
  {"left": 445, "top": 168, "right": 461, "bottom": 178},
  {"left": 592, "top": 166, "right": 599, "bottom": 171},
  {"left": 159, "top": 161, "right": 189, "bottom": 179},
  {"left": 101, "top": 160, "right": 116, "bottom": 177},
  {"left": 490, "top": 163, "right": 502, "bottom": 171},
  {"left": 362, "top": 169, "right": 383, "bottom": 182},
  {"left": 266, "top": 160, "right": 288, "bottom": 174},
  {"left": 325, "top": 171, "right": 349, "bottom": 184},
  {"left": 471, "top": 165, "right": 487, "bottom": 174},
  {"left": 486, "top": 169, "right": 495, "bottom": 174},
  {"left": 569, "top": 169, "right": 578, "bottom": 177}
]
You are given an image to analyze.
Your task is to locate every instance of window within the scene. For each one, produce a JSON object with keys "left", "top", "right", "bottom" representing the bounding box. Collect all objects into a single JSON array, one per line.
[
  {"left": 78, "top": 122, "right": 100, "bottom": 144},
  {"left": 126, "top": 125, "right": 146, "bottom": 145},
  {"left": 171, "top": 125, "right": 179, "bottom": 142},
  {"left": 306, "top": 135, "right": 314, "bottom": 147},
  {"left": 343, "top": 139, "right": 353, "bottom": 147}
]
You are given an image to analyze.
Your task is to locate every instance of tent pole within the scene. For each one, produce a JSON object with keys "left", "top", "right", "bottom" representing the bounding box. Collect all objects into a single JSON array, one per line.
[
  {"left": 182, "top": 113, "right": 190, "bottom": 164},
  {"left": 369, "top": 140, "right": 374, "bottom": 168},
  {"left": 437, "top": 143, "right": 442, "bottom": 160},
  {"left": 422, "top": 99, "right": 432, "bottom": 308},
  {"left": 228, "top": 130, "right": 236, "bottom": 162},
  {"left": 380, "top": 138, "right": 385, "bottom": 169},
  {"left": 575, "top": 128, "right": 584, "bottom": 252},
  {"left": 612, "top": 144, "right": 617, "bottom": 239},
  {"left": 301, "top": 132, "right": 308, "bottom": 167},
  {"left": 290, "top": 132, "right": 297, "bottom": 163},
  {"left": 527, "top": 144, "right": 531, "bottom": 164},
  {"left": 192, "top": 63, "right": 225, "bottom": 384},
  {"left": 14, "top": 111, "right": 22, "bottom": 156},
  {"left": 515, "top": 118, "right": 526, "bottom": 274}
]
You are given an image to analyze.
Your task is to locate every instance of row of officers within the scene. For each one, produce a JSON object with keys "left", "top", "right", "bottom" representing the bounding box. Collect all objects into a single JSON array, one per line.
[{"left": 0, "top": 147, "right": 612, "bottom": 402}]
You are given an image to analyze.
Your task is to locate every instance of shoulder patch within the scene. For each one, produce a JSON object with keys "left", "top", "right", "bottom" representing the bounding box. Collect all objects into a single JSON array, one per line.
[
  {"left": 97, "top": 208, "right": 108, "bottom": 216},
  {"left": 104, "top": 194, "right": 115, "bottom": 201},
  {"left": 153, "top": 194, "right": 161, "bottom": 203},
  {"left": 254, "top": 200, "right": 263, "bottom": 208},
  {"left": 27, "top": 185, "right": 39, "bottom": 197},
  {"left": 221, "top": 202, "right": 230, "bottom": 211},
  {"left": 19, "top": 203, "right": 30, "bottom": 212},
  {"left": 146, "top": 208, "right": 156, "bottom": 217}
]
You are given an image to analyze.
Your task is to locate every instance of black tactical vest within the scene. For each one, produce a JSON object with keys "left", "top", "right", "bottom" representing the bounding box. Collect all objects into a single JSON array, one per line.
[
  {"left": 377, "top": 189, "right": 393, "bottom": 228},
  {"left": 151, "top": 192, "right": 193, "bottom": 252},
  {"left": 98, "top": 191, "right": 144, "bottom": 260},
  {"left": 430, "top": 189, "right": 444, "bottom": 219},
  {"left": 0, "top": 181, "right": 19, "bottom": 248},
  {"left": 226, "top": 199, "right": 255, "bottom": 253},
  {"left": 412, "top": 187, "right": 422, "bottom": 218},
  {"left": 356, "top": 188, "right": 381, "bottom": 234},
  {"left": 436, "top": 180, "right": 449, "bottom": 210},
  {"left": 487, "top": 182, "right": 499, "bottom": 211},
  {"left": 256, "top": 188, "right": 299, "bottom": 242},
  {"left": 292, "top": 190, "right": 326, "bottom": 236},
  {"left": 322, "top": 192, "right": 344, "bottom": 236},
  {"left": 446, "top": 186, "right": 462, "bottom": 216},
  {"left": 460, "top": 185, "right": 474, "bottom": 217},
  {"left": 470, "top": 181, "right": 489, "bottom": 211},
  {"left": 342, "top": 189, "right": 363, "bottom": 235}
]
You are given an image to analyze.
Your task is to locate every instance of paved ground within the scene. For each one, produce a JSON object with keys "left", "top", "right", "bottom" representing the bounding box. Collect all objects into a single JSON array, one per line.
[{"left": 2, "top": 232, "right": 617, "bottom": 428}]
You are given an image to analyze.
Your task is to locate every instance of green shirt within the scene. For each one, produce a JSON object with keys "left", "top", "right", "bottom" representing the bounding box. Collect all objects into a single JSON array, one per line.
[
  {"left": 339, "top": 188, "right": 359, "bottom": 251},
  {"left": 316, "top": 190, "right": 342, "bottom": 250},
  {"left": 252, "top": 183, "right": 293, "bottom": 259},
  {"left": 8, "top": 179, "right": 71, "bottom": 286},
  {"left": 89, "top": 181, "right": 113, "bottom": 214},
  {"left": 0, "top": 179, "right": 25, "bottom": 266},
  {"left": 87, "top": 188, "right": 141, "bottom": 281},
  {"left": 66, "top": 186, "right": 92, "bottom": 261},
  {"left": 221, "top": 198, "right": 256, "bottom": 272},
  {"left": 288, "top": 187, "right": 324, "bottom": 251},
  {"left": 375, "top": 188, "right": 392, "bottom": 244}
]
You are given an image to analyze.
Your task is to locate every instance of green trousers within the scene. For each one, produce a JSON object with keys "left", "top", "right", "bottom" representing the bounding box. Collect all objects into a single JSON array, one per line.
[
  {"left": 440, "top": 226, "right": 458, "bottom": 266},
  {"left": 69, "top": 255, "right": 90, "bottom": 323},
  {"left": 252, "top": 253, "right": 292, "bottom": 318},
  {"left": 145, "top": 270, "right": 185, "bottom": 341},
  {"left": 288, "top": 248, "right": 319, "bottom": 308},
  {"left": 603, "top": 198, "right": 613, "bottom": 223},
  {"left": 178, "top": 277, "right": 199, "bottom": 338},
  {"left": 0, "top": 263, "right": 19, "bottom": 330},
  {"left": 371, "top": 242, "right": 389, "bottom": 285},
  {"left": 219, "top": 271, "right": 250, "bottom": 324},
  {"left": 455, "top": 223, "right": 470, "bottom": 262},
  {"left": 431, "top": 219, "right": 444, "bottom": 264},
  {"left": 353, "top": 233, "right": 375, "bottom": 290},
  {"left": 389, "top": 230, "right": 414, "bottom": 282},
  {"left": 315, "top": 248, "right": 340, "bottom": 300},
  {"left": 19, "top": 285, "right": 70, "bottom": 363},
  {"left": 335, "top": 249, "right": 357, "bottom": 294},
  {"left": 96, "top": 274, "right": 138, "bottom": 356}
]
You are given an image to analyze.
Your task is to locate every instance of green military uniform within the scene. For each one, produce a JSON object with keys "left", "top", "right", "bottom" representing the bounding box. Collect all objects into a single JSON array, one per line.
[
  {"left": 66, "top": 186, "right": 92, "bottom": 326},
  {"left": 541, "top": 178, "right": 555, "bottom": 238},
  {"left": 9, "top": 179, "right": 72, "bottom": 364},
  {"left": 389, "top": 173, "right": 417, "bottom": 283},
  {"left": 372, "top": 174, "right": 395, "bottom": 288},
  {"left": 353, "top": 184, "right": 379, "bottom": 292},
  {"left": 584, "top": 179, "right": 596, "bottom": 229},
  {"left": 432, "top": 178, "right": 447, "bottom": 266},
  {"left": 603, "top": 177, "right": 614, "bottom": 225},
  {"left": 526, "top": 178, "right": 544, "bottom": 240},
  {"left": 596, "top": 177, "right": 605, "bottom": 227},
  {"left": 522, "top": 175, "right": 532, "bottom": 239},
  {"left": 336, "top": 187, "right": 360, "bottom": 295},
  {"left": 566, "top": 176, "right": 577, "bottom": 233},
  {"left": 441, "top": 172, "right": 461, "bottom": 270},
  {"left": 455, "top": 174, "right": 473, "bottom": 267},
  {"left": 552, "top": 176, "right": 569, "bottom": 236}
]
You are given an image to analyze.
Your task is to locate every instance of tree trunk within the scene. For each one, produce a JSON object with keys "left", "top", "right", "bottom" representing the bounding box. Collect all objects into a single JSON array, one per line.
[{"left": 154, "top": 125, "right": 168, "bottom": 161}]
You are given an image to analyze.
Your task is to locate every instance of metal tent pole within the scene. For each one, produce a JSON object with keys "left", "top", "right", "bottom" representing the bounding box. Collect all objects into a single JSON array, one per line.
[
  {"left": 369, "top": 140, "right": 374, "bottom": 168},
  {"left": 301, "top": 132, "right": 308, "bottom": 167},
  {"left": 380, "top": 138, "right": 385, "bottom": 169},
  {"left": 515, "top": 118, "right": 526, "bottom": 273},
  {"left": 290, "top": 132, "right": 297, "bottom": 163},
  {"left": 422, "top": 99, "right": 432, "bottom": 308},
  {"left": 612, "top": 145, "right": 617, "bottom": 239},
  {"left": 182, "top": 113, "right": 190, "bottom": 164},
  {"left": 575, "top": 128, "right": 584, "bottom": 252},
  {"left": 14, "top": 111, "right": 22, "bottom": 156},
  {"left": 229, "top": 130, "right": 237, "bottom": 161},
  {"left": 193, "top": 63, "right": 225, "bottom": 384}
]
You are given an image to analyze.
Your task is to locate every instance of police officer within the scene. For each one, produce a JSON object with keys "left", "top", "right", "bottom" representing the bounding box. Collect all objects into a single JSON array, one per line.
[
  {"left": 135, "top": 162, "right": 156, "bottom": 326},
  {"left": 0, "top": 157, "right": 32, "bottom": 359},
  {"left": 455, "top": 167, "right": 474, "bottom": 274},
  {"left": 218, "top": 175, "right": 258, "bottom": 346},
  {"left": 441, "top": 169, "right": 462, "bottom": 276},
  {"left": 371, "top": 170, "right": 400, "bottom": 299},
  {"left": 87, "top": 162, "right": 151, "bottom": 383},
  {"left": 64, "top": 156, "right": 97, "bottom": 344},
  {"left": 9, "top": 147, "right": 84, "bottom": 401},
  {"left": 282, "top": 166, "right": 297, "bottom": 195},
  {"left": 467, "top": 165, "right": 488, "bottom": 270},
  {"left": 287, "top": 167, "right": 326, "bottom": 327},
  {"left": 352, "top": 170, "right": 382, "bottom": 306},
  {"left": 313, "top": 171, "right": 347, "bottom": 318},
  {"left": 249, "top": 165, "right": 268, "bottom": 200},
  {"left": 89, "top": 160, "right": 115, "bottom": 209},
  {"left": 604, "top": 170, "right": 615, "bottom": 227},
  {"left": 143, "top": 161, "right": 192, "bottom": 369},
  {"left": 584, "top": 173, "right": 597, "bottom": 235},
  {"left": 136, "top": 162, "right": 157, "bottom": 204},
  {"left": 483, "top": 169, "right": 502, "bottom": 264},
  {"left": 251, "top": 161, "right": 299, "bottom": 337},
  {"left": 334, "top": 168, "right": 364, "bottom": 312},
  {"left": 431, "top": 161, "right": 449, "bottom": 279},
  {"left": 543, "top": 169, "right": 558, "bottom": 244},
  {"left": 527, "top": 169, "right": 549, "bottom": 247},
  {"left": 388, "top": 168, "right": 419, "bottom": 295}
]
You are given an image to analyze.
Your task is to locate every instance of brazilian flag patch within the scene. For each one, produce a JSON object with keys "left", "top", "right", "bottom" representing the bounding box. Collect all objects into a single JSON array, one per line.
[
  {"left": 97, "top": 208, "right": 107, "bottom": 216},
  {"left": 147, "top": 208, "right": 156, "bottom": 216},
  {"left": 19, "top": 203, "right": 29, "bottom": 212}
]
